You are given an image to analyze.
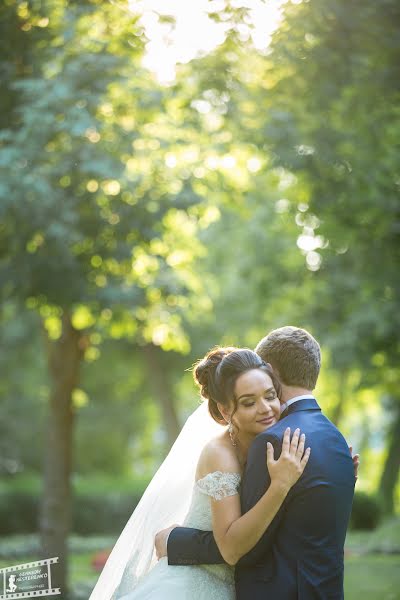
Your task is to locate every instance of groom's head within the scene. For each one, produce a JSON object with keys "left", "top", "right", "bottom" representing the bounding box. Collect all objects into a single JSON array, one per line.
[{"left": 255, "top": 326, "right": 321, "bottom": 393}]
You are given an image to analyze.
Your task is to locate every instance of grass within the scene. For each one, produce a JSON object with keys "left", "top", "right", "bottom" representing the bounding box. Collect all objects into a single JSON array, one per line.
[
  {"left": 342, "top": 518, "right": 400, "bottom": 600},
  {"left": 70, "top": 552, "right": 97, "bottom": 584},
  {"left": 344, "top": 554, "right": 399, "bottom": 600}
]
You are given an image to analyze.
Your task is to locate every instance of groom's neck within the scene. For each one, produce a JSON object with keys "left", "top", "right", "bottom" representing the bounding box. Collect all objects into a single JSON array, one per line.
[{"left": 280, "top": 386, "right": 314, "bottom": 405}]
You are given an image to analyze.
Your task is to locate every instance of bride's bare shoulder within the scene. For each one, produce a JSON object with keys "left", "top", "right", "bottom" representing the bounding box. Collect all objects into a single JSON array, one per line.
[{"left": 196, "top": 433, "right": 240, "bottom": 478}]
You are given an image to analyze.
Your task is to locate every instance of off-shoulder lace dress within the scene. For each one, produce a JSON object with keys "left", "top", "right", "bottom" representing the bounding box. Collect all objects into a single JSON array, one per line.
[{"left": 117, "top": 471, "right": 241, "bottom": 600}]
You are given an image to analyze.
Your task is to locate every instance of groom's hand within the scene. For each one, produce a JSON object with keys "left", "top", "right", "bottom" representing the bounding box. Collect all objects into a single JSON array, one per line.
[{"left": 155, "top": 524, "right": 179, "bottom": 559}]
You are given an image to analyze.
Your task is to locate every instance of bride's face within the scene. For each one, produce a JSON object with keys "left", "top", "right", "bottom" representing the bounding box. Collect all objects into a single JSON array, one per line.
[{"left": 231, "top": 369, "right": 280, "bottom": 438}]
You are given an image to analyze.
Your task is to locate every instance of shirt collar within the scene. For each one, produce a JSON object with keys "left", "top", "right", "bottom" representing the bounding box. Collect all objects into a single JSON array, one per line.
[{"left": 280, "top": 394, "right": 316, "bottom": 415}]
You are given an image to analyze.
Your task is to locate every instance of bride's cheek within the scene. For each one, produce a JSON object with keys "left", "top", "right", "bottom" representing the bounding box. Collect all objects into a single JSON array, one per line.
[{"left": 274, "top": 401, "right": 281, "bottom": 419}]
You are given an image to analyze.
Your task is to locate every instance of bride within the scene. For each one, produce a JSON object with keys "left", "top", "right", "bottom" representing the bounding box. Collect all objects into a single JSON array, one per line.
[{"left": 89, "top": 347, "right": 311, "bottom": 599}]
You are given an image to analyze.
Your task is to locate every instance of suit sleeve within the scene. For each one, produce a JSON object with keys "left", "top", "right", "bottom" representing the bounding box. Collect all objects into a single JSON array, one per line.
[
  {"left": 167, "top": 526, "right": 225, "bottom": 565},
  {"left": 236, "top": 431, "right": 286, "bottom": 567}
]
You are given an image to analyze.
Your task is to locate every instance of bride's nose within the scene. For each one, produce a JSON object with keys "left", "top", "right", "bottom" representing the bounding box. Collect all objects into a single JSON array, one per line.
[{"left": 258, "top": 398, "right": 273, "bottom": 413}]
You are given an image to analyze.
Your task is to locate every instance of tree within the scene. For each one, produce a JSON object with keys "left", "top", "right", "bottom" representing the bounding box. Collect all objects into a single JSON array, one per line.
[
  {"left": 0, "top": 0, "right": 210, "bottom": 594},
  {"left": 258, "top": 0, "right": 400, "bottom": 512}
]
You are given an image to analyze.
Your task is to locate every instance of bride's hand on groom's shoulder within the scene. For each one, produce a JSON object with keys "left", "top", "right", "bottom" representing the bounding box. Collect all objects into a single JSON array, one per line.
[
  {"left": 266, "top": 427, "right": 311, "bottom": 494},
  {"left": 154, "top": 524, "right": 180, "bottom": 560}
]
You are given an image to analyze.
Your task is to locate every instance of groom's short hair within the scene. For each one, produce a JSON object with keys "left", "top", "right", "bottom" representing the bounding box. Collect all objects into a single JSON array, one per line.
[{"left": 255, "top": 326, "right": 321, "bottom": 390}]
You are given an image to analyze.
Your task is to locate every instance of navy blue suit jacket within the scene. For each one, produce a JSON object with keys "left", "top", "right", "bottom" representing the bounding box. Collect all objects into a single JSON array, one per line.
[{"left": 168, "top": 398, "right": 355, "bottom": 599}]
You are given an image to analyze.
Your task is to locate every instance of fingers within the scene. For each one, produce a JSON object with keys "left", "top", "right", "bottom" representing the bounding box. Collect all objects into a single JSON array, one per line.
[
  {"left": 290, "top": 428, "right": 301, "bottom": 454},
  {"left": 296, "top": 433, "right": 306, "bottom": 459},
  {"left": 266, "top": 441, "right": 275, "bottom": 464},
  {"left": 300, "top": 447, "right": 311, "bottom": 469},
  {"left": 353, "top": 454, "right": 360, "bottom": 479},
  {"left": 282, "top": 427, "right": 291, "bottom": 455},
  {"left": 349, "top": 444, "right": 353, "bottom": 457}
]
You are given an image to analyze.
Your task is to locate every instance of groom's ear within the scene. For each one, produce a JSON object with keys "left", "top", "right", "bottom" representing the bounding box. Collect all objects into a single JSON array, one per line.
[
  {"left": 266, "top": 362, "right": 282, "bottom": 381},
  {"left": 265, "top": 362, "right": 273, "bottom": 371}
]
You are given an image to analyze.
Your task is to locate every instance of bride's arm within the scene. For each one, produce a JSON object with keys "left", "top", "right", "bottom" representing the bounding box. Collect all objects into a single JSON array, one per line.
[{"left": 209, "top": 427, "right": 310, "bottom": 565}]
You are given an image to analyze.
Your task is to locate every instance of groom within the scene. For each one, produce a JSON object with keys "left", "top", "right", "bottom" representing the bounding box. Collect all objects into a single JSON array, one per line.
[{"left": 157, "top": 326, "right": 356, "bottom": 599}]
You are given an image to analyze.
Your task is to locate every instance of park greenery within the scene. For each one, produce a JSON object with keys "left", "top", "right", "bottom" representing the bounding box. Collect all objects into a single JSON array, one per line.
[{"left": 0, "top": 0, "right": 399, "bottom": 598}]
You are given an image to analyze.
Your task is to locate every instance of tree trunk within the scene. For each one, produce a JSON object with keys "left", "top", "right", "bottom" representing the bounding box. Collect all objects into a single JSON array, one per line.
[
  {"left": 379, "top": 400, "right": 400, "bottom": 515},
  {"left": 39, "top": 312, "right": 84, "bottom": 599},
  {"left": 143, "top": 343, "right": 180, "bottom": 448}
]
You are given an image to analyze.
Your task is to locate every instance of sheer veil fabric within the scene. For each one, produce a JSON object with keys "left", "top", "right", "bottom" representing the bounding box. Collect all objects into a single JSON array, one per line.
[{"left": 89, "top": 400, "right": 224, "bottom": 600}]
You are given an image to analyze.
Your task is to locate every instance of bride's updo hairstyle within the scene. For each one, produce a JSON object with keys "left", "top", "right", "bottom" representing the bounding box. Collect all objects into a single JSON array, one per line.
[{"left": 193, "top": 346, "right": 281, "bottom": 424}]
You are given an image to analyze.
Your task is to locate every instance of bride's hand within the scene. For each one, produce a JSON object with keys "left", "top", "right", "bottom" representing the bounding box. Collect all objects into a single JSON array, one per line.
[
  {"left": 154, "top": 524, "right": 180, "bottom": 560},
  {"left": 349, "top": 445, "right": 360, "bottom": 481},
  {"left": 266, "top": 427, "right": 311, "bottom": 493}
]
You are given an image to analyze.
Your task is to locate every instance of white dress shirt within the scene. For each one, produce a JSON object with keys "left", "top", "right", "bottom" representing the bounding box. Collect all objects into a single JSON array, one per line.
[{"left": 280, "top": 394, "right": 316, "bottom": 415}]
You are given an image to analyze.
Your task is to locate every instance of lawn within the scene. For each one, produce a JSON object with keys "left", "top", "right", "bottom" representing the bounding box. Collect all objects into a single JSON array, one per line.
[
  {"left": 344, "top": 554, "right": 399, "bottom": 600},
  {"left": 343, "top": 519, "right": 400, "bottom": 600}
]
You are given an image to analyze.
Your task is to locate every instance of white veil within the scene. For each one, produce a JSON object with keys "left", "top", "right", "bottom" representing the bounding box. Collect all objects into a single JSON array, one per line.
[{"left": 89, "top": 400, "right": 224, "bottom": 600}]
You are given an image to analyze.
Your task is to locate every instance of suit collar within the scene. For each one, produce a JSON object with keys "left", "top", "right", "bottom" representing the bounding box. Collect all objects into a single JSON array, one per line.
[
  {"left": 280, "top": 394, "right": 315, "bottom": 413},
  {"left": 280, "top": 397, "right": 320, "bottom": 419}
]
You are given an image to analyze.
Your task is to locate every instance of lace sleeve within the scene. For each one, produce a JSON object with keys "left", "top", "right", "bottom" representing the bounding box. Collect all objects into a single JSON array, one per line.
[{"left": 196, "top": 471, "right": 241, "bottom": 501}]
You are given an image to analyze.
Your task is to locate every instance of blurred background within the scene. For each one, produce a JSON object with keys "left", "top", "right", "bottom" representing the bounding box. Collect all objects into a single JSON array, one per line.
[{"left": 0, "top": 0, "right": 399, "bottom": 598}]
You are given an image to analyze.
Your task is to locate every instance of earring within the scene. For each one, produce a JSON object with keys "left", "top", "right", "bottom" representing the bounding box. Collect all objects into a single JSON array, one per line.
[{"left": 228, "top": 419, "right": 237, "bottom": 447}]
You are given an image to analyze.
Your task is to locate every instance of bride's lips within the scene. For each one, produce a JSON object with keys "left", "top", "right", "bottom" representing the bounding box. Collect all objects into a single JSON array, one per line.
[{"left": 257, "top": 416, "right": 276, "bottom": 426}]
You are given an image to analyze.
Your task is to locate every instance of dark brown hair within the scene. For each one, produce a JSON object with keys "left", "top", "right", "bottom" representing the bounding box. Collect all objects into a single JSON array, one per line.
[{"left": 193, "top": 347, "right": 281, "bottom": 424}]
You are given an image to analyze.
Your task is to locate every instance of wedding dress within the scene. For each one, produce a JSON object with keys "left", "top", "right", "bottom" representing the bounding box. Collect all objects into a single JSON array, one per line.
[
  {"left": 116, "top": 470, "right": 240, "bottom": 600},
  {"left": 89, "top": 402, "right": 236, "bottom": 600}
]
